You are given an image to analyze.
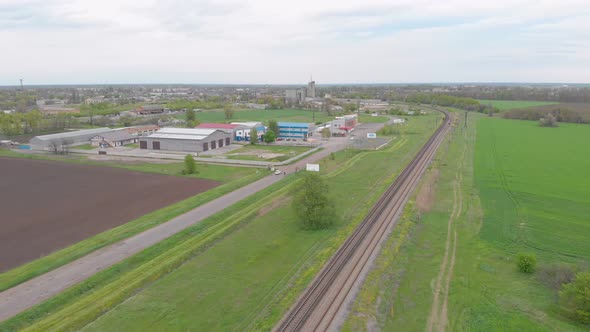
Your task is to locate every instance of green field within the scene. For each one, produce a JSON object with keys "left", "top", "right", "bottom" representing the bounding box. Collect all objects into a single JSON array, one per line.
[
  {"left": 73, "top": 144, "right": 96, "bottom": 150},
  {"left": 479, "top": 99, "right": 558, "bottom": 110},
  {"left": 180, "top": 108, "right": 388, "bottom": 124},
  {"left": 223, "top": 144, "right": 312, "bottom": 162},
  {"left": 45, "top": 114, "right": 439, "bottom": 331},
  {"left": 186, "top": 108, "right": 334, "bottom": 124},
  {"left": 343, "top": 114, "right": 589, "bottom": 331},
  {"left": 476, "top": 118, "right": 590, "bottom": 260}
]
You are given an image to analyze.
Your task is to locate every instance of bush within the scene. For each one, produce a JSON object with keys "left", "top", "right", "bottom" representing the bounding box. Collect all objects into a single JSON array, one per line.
[
  {"left": 559, "top": 271, "right": 590, "bottom": 324},
  {"left": 517, "top": 253, "right": 537, "bottom": 273},
  {"left": 264, "top": 130, "right": 276, "bottom": 143},
  {"left": 539, "top": 113, "right": 558, "bottom": 127},
  {"left": 183, "top": 154, "right": 196, "bottom": 174}
]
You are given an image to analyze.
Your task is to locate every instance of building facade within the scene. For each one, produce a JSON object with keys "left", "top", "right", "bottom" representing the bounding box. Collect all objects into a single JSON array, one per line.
[
  {"left": 278, "top": 122, "right": 315, "bottom": 140},
  {"left": 30, "top": 128, "right": 113, "bottom": 150},
  {"left": 139, "top": 128, "right": 231, "bottom": 153}
]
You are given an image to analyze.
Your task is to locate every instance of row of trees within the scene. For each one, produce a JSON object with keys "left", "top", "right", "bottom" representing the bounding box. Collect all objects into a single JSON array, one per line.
[
  {"left": 0, "top": 111, "right": 43, "bottom": 136},
  {"left": 504, "top": 107, "right": 586, "bottom": 124},
  {"left": 402, "top": 93, "right": 499, "bottom": 113}
]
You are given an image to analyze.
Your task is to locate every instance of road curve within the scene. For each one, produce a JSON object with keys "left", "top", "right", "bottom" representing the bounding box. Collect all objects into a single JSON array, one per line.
[{"left": 275, "top": 107, "right": 452, "bottom": 332}]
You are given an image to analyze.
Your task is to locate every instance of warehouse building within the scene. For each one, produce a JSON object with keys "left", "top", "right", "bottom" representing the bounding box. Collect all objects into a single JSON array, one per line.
[
  {"left": 139, "top": 128, "right": 231, "bottom": 153},
  {"left": 278, "top": 122, "right": 315, "bottom": 140},
  {"left": 90, "top": 130, "right": 138, "bottom": 148},
  {"left": 30, "top": 128, "right": 112, "bottom": 150}
]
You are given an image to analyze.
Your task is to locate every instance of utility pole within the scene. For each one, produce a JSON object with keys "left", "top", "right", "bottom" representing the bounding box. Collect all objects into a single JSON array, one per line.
[{"left": 19, "top": 79, "right": 24, "bottom": 90}]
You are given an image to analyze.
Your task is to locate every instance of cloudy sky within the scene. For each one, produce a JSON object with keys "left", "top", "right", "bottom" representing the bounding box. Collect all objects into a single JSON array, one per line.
[{"left": 1, "top": 0, "right": 589, "bottom": 85}]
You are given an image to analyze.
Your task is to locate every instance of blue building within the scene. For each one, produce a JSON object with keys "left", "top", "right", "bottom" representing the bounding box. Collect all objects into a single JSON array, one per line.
[{"left": 277, "top": 122, "right": 315, "bottom": 140}]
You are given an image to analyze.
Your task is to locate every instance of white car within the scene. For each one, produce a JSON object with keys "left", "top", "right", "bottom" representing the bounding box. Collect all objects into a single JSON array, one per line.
[{"left": 274, "top": 169, "right": 282, "bottom": 175}]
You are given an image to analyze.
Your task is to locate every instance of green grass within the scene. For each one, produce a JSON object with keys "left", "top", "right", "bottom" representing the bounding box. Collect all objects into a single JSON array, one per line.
[
  {"left": 127, "top": 143, "right": 139, "bottom": 149},
  {"left": 475, "top": 118, "right": 590, "bottom": 261},
  {"left": 186, "top": 108, "right": 334, "bottom": 124},
  {"left": 359, "top": 114, "right": 389, "bottom": 123},
  {"left": 66, "top": 114, "right": 440, "bottom": 331},
  {"left": 223, "top": 144, "right": 312, "bottom": 162},
  {"left": 73, "top": 144, "right": 96, "bottom": 150},
  {"left": 479, "top": 100, "right": 558, "bottom": 110},
  {"left": 342, "top": 112, "right": 587, "bottom": 331}
]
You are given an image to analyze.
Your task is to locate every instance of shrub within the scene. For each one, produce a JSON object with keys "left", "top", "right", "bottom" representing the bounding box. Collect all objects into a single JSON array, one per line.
[
  {"left": 517, "top": 253, "right": 537, "bottom": 273},
  {"left": 183, "top": 154, "right": 196, "bottom": 174},
  {"left": 559, "top": 271, "right": 590, "bottom": 324},
  {"left": 539, "top": 113, "right": 558, "bottom": 127}
]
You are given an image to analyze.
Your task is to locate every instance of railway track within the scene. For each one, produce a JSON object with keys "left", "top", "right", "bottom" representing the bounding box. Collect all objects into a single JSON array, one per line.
[{"left": 275, "top": 107, "right": 452, "bottom": 332}]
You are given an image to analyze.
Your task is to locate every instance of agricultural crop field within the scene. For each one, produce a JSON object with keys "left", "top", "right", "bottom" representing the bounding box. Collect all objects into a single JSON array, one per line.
[
  {"left": 4, "top": 113, "right": 442, "bottom": 331},
  {"left": 478, "top": 99, "right": 558, "bottom": 110},
  {"left": 475, "top": 118, "right": 590, "bottom": 260},
  {"left": 0, "top": 157, "right": 219, "bottom": 272},
  {"left": 344, "top": 114, "right": 589, "bottom": 331}
]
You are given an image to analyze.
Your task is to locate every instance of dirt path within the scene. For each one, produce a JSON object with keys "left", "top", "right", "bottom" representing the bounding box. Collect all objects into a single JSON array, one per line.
[{"left": 426, "top": 135, "right": 466, "bottom": 332}]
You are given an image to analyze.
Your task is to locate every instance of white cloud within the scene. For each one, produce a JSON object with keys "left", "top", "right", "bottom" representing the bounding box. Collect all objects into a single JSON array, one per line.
[{"left": 0, "top": 0, "right": 589, "bottom": 84}]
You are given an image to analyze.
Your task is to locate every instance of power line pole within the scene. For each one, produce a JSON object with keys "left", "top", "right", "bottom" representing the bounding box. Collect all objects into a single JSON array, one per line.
[{"left": 19, "top": 79, "right": 24, "bottom": 90}]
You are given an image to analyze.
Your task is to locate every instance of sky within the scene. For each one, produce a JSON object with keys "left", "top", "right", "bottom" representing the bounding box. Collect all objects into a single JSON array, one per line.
[{"left": 1, "top": 0, "right": 589, "bottom": 85}]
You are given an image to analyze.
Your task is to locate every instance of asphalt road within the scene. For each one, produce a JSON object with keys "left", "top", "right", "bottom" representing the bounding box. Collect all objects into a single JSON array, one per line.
[{"left": 0, "top": 121, "right": 386, "bottom": 322}]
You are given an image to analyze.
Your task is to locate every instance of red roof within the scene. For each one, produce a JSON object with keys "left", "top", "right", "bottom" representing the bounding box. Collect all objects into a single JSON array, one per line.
[
  {"left": 339, "top": 126, "right": 353, "bottom": 131},
  {"left": 196, "top": 123, "right": 240, "bottom": 129}
]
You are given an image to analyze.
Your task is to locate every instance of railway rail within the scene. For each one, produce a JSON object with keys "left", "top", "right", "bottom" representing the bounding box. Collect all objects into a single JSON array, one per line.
[{"left": 275, "top": 107, "right": 452, "bottom": 332}]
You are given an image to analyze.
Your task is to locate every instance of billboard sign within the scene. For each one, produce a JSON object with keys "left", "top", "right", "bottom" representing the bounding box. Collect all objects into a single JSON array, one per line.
[
  {"left": 367, "top": 133, "right": 377, "bottom": 139},
  {"left": 306, "top": 163, "right": 320, "bottom": 172}
]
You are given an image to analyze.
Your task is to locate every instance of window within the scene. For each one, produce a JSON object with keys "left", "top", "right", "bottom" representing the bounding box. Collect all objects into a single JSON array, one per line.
[
  {"left": 211, "top": 140, "right": 216, "bottom": 149},
  {"left": 218, "top": 139, "right": 223, "bottom": 147}
]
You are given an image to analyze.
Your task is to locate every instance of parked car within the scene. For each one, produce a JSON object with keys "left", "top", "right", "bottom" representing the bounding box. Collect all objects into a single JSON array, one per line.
[{"left": 274, "top": 169, "right": 282, "bottom": 175}]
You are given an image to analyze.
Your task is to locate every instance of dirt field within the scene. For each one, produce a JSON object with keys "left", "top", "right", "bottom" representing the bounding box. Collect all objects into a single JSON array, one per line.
[{"left": 0, "top": 157, "right": 220, "bottom": 272}]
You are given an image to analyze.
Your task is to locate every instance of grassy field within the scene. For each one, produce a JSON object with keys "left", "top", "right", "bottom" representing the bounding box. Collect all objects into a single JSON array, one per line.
[
  {"left": 61, "top": 113, "right": 441, "bottom": 331},
  {"left": 180, "top": 108, "right": 388, "bottom": 124},
  {"left": 223, "top": 144, "right": 312, "bottom": 162},
  {"left": 343, "top": 114, "right": 588, "bottom": 331},
  {"left": 73, "top": 144, "right": 96, "bottom": 150},
  {"left": 479, "top": 99, "right": 558, "bottom": 110},
  {"left": 476, "top": 119, "right": 590, "bottom": 260},
  {"left": 187, "top": 108, "right": 334, "bottom": 124}
]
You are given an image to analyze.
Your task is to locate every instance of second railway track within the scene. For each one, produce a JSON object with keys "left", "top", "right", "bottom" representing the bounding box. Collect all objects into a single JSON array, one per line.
[{"left": 275, "top": 107, "right": 453, "bottom": 332}]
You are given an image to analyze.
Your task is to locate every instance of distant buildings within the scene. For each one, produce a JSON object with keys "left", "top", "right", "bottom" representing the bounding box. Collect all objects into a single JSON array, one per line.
[
  {"left": 277, "top": 122, "right": 315, "bottom": 140},
  {"left": 285, "top": 78, "right": 317, "bottom": 104},
  {"left": 30, "top": 128, "right": 112, "bottom": 150}
]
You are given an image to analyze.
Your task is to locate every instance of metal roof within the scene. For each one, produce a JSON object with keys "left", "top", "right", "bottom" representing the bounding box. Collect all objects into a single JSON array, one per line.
[
  {"left": 278, "top": 122, "right": 312, "bottom": 128},
  {"left": 92, "top": 130, "right": 135, "bottom": 141},
  {"left": 33, "top": 128, "right": 112, "bottom": 141},
  {"left": 146, "top": 127, "right": 221, "bottom": 141},
  {"left": 231, "top": 122, "right": 261, "bottom": 128}
]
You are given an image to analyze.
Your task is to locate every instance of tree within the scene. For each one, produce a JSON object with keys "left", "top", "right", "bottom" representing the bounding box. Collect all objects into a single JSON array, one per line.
[
  {"left": 224, "top": 104, "right": 235, "bottom": 120},
  {"left": 264, "top": 130, "right": 276, "bottom": 143},
  {"left": 183, "top": 154, "right": 197, "bottom": 174},
  {"left": 517, "top": 253, "right": 537, "bottom": 273},
  {"left": 559, "top": 271, "right": 590, "bottom": 324},
  {"left": 185, "top": 109, "right": 196, "bottom": 127},
  {"left": 321, "top": 127, "right": 331, "bottom": 139},
  {"left": 268, "top": 120, "right": 280, "bottom": 136},
  {"left": 250, "top": 127, "right": 258, "bottom": 144},
  {"left": 25, "top": 110, "right": 42, "bottom": 134},
  {"left": 539, "top": 113, "right": 558, "bottom": 127},
  {"left": 293, "top": 172, "right": 338, "bottom": 230}
]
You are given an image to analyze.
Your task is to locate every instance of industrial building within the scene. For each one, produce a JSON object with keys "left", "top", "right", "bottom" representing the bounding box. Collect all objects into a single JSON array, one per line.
[
  {"left": 30, "top": 128, "right": 113, "bottom": 150},
  {"left": 277, "top": 122, "right": 315, "bottom": 140},
  {"left": 231, "top": 122, "right": 266, "bottom": 141},
  {"left": 285, "top": 78, "right": 316, "bottom": 103},
  {"left": 90, "top": 130, "right": 138, "bottom": 148},
  {"left": 139, "top": 128, "right": 232, "bottom": 153}
]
